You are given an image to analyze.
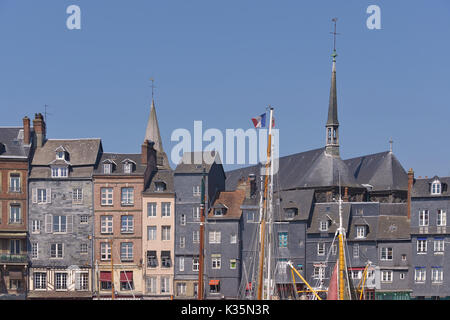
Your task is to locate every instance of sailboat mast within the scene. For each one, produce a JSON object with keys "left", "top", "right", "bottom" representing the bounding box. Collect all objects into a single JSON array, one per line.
[
  {"left": 266, "top": 108, "right": 275, "bottom": 299},
  {"left": 256, "top": 107, "right": 274, "bottom": 300}
]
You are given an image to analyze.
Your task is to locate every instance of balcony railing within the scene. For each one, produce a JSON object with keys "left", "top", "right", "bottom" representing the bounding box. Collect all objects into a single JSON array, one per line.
[
  {"left": 0, "top": 254, "right": 28, "bottom": 263},
  {"left": 8, "top": 219, "right": 23, "bottom": 224}
]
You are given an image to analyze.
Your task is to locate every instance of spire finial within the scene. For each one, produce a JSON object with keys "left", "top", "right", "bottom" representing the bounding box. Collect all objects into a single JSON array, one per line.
[
  {"left": 330, "top": 18, "right": 339, "bottom": 61},
  {"left": 150, "top": 77, "right": 156, "bottom": 101},
  {"left": 389, "top": 138, "right": 393, "bottom": 153}
]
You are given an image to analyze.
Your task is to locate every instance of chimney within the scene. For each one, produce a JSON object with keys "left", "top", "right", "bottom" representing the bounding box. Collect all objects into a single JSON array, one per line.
[
  {"left": 407, "top": 168, "right": 414, "bottom": 220},
  {"left": 343, "top": 187, "right": 349, "bottom": 202},
  {"left": 237, "top": 176, "right": 251, "bottom": 199},
  {"left": 33, "top": 113, "right": 46, "bottom": 148},
  {"left": 249, "top": 174, "right": 257, "bottom": 198},
  {"left": 23, "top": 116, "right": 30, "bottom": 145},
  {"left": 141, "top": 140, "right": 149, "bottom": 164}
]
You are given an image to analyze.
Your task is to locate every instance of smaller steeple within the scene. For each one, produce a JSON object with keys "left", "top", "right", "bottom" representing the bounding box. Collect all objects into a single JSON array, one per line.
[{"left": 325, "top": 18, "right": 340, "bottom": 157}]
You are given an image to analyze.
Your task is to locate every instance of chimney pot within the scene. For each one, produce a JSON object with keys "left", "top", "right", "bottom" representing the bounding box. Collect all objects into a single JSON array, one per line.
[{"left": 23, "top": 116, "right": 30, "bottom": 145}]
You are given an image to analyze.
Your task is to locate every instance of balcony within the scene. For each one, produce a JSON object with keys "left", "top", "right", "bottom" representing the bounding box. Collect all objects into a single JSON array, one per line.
[{"left": 0, "top": 254, "right": 28, "bottom": 264}]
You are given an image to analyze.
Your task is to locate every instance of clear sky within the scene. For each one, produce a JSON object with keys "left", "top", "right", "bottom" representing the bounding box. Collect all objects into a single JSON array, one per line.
[{"left": 1, "top": 0, "right": 449, "bottom": 177}]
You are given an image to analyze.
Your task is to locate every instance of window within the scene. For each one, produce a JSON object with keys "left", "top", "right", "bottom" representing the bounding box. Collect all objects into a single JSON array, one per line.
[
  {"left": 103, "top": 163, "right": 112, "bottom": 174},
  {"left": 10, "top": 239, "right": 20, "bottom": 254},
  {"left": 100, "top": 242, "right": 111, "bottom": 261},
  {"left": 317, "top": 242, "right": 326, "bottom": 256},
  {"left": 120, "top": 272, "right": 134, "bottom": 291},
  {"left": 31, "top": 220, "right": 41, "bottom": 233},
  {"left": 162, "top": 226, "right": 171, "bottom": 241},
  {"left": 147, "top": 251, "right": 157, "bottom": 268},
  {"left": 278, "top": 232, "right": 288, "bottom": 248},
  {"left": 80, "top": 215, "right": 88, "bottom": 224},
  {"left": 230, "top": 259, "right": 237, "bottom": 269},
  {"left": 432, "top": 267, "right": 443, "bottom": 284},
  {"left": 179, "top": 257, "right": 185, "bottom": 272},
  {"left": 247, "top": 211, "right": 255, "bottom": 222},
  {"left": 415, "top": 267, "right": 426, "bottom": 283},
  {"left": 76, "top": 273, "right": 89, "bottom": 291},
  {"left": 351, "top": 270, "right": 362, "bottom": 280},
  {"left": 31, "top": 243, "right": 38, "bottom": 259},
  {"left": 55, "top": 273, "right": 67, "bottom": 290},
  {"left": 147, "top": 226, "right": 157, "bottom": 240},
  {"left": 34, "top": 273, "right": 47, "bottom": 290},
  {"left": 80, "top": 243, "right": 88, "bottom": 254},
  {"left": 437, "top": 210, "right": 447, "bottom": 226},
  {"left": 177, "top": 283, "right": 187, "bottom": 296},
  {"left": 356, "top": 226, "right": 366, "bottom": 238},
  {"left": 401, "top": 254, "right": 407, "bottom": 261},
  {"left": 37, "top": 188, "right": 48, "bottom": 203},
  {"left": 101, "top": 216, "right": 113, "bottom": 234},
  {"left": 56, "top": 151, "right": 65, "bottom": 160},
  {"left": 193, "top": 186, "right": 201, "bottom": 196},
  {"left": 53, "top": 215, "right": 67, "bottom": 233},
  {"left": 50, "top": 243, "right": 64, "bottom": 258},
  {"left": 180, "top": 236, "right": 186, "bottom": 248},
  {"left": 285, "top": 208, "right": 297, "bottom": 220},
  {"left": 162, "top": 202, "right": 171, "bottom": 217},
  {"left": 161, "top": 277, "right": 170, "bottom": 293},
  {"left": 381, "top": 271, "right": 393, "bottom": 283},
  {"left": 353, "top": 244, "right": 360, "bottom": 258},
  {"left": 123, "top": 162, "right": 132, "bottom": 174},
  {"left": 434, "top": 238, "right": 444, "bottom": 253},
  {"left": 121, "top": 187, "right": 134, "bottom": 205},
  {"left": 209, "top": 231, "right": 221, "bottom": 244},
  {"left": 319, "top": 220, "right": 329, "bottom": 232},
  {"left": 431, "top": 180, "right": 441, "bottom": 195},
  {"left": 9, "top": 173, "right": 20, "bottom": 192},
  {"left": 120, "top": 243, "right": 133, "bottom": 261},
  {"left": 193, "top": 257, "right": 199, "bottom": 272},
  {"left": 72, "top": 188, "right": 83, "bottom": 203},
  {"left": 400, "top": 273, "right": 406, "bottom": 280},
  {"left": 193, "top": 206, "right": 200, "bottom": 221},
  {"left": 180, "top": 214, "right": 186, "bottom": 226},
  {"left": 419, "top": 210, "right": 429, "bottom": 227},
  {"left": 209, "top": 281, "right": 220, "bottom": 293},
  {"left": 101, "top": 188, "right": 113, "bottom": 205},
  {"left": 147, "top": 202, "right": 157, "bottom": 217},
  {"left": 146, "top": 277, "right": 157, "bottom": 294},
  {"left": 331, "top": 244, "right": 337, "bottom": 255},
  {"left": 380, "top": 247, "right": 393, "bottom": 260},
  {"left": 230, "top": 233, "right": 237, "bottom": 244},
  {"left": 417, "top": 239, "right": 427, "bottom": 254},
  {"left": 155, "top": 182, "right": 166, "bottom": 191},
  {"left": 313, "top": 265, "right": 325, "bottom": 280},
  {"left": 212, "top": 254, "right": 221, "bottom": 269},
  {"left": 51, "top": 167, "right": 68, "bottom": 178},
  {"left": 193, "top": 231, "right": 200, "bottom": 243},
  {"left": 100, "top": 272, "right": 112, "bottom": 290},
  {"left": 161, "top": 251, "right": 172, "bottom": 268},
  {"left": 9, "top": 204, "right": 21, "bottom": 224},
  {"left": 121, "top": 215, "right": 134, "bottom": 233},
  {"left": 214, "top": 208, "right": 224, "bottom": 216}
]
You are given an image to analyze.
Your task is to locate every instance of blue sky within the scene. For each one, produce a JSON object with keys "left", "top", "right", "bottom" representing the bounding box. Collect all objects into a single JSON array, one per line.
[{"left": 1, "top": 0, "right": 449, "bottom": 177}]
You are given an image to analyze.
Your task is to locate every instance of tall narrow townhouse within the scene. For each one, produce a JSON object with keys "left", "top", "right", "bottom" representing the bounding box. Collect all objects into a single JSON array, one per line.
[
  {"left": 28, "top": 116, "right": 102, "bottom": 299},
  {"left": 0, "top": 115, "right": 35, "bottom": 299},
  {"left": 92, "top": 141, "right": 155, "bottom": 299},
  {"left": 141, "top": 99, "right": 175, "bottom": 299},
  {"left": 173, "top": 151, "right": 225, "bottom": 299}
]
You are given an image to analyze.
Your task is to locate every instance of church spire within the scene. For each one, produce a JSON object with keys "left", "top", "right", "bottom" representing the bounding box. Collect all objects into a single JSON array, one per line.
[
  {"left": 144, "top": 79, "right": 169, "bottom": 168},
  {"left": 325, "top": 18, "right": 340, "bottom": 157}
]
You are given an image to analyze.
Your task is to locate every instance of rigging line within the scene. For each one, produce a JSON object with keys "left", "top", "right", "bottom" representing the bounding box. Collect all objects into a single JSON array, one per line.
[{"left": 112, "top": 243, "right": 136, "bottom": 300}]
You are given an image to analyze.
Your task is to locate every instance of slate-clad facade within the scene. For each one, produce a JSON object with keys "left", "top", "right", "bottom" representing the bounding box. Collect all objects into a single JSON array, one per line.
[{"left": 27, "top": 133, "right": 102, "bottom": 299}]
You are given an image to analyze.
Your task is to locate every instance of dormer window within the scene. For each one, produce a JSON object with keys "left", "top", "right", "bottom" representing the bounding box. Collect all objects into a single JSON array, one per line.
[
  {"left": 51, "top": 166, "right": 68, "bottom": 178},
  {"left": 103, "top": 163, "right": 112, "bottom": 174},
  {"left": 320, "top": 220, "right": 329, "bottom": 232},
  {"left": 285, "top": 208, "right": 298, "bottom": 220},
  {"left": 57, "top": 151, "right": 65, "bottom": 160},
  {"left": 356, "top": 226, "right": 366, "bottom": 238},
  {"left": 214, "top": 208, "right": 225, "bottom": 216},
  {"left": 431, "top": 180, "right": 442, "bottom": 195},
  {"left": 155, "top": 182, "right": 166, "bottom": 192},
  {"left": 124, "top": 163, "right": 132, "bottom": 174}
]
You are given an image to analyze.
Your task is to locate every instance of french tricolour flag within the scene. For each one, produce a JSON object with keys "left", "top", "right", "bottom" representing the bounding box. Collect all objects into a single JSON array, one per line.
[{"left": 251, "top": 113, "right": 274, "bottom": 128}]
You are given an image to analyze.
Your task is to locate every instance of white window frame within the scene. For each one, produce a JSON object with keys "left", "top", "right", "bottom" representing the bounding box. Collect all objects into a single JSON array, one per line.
[
  {"left": 192, "top": 257, "right": 199, "bottom": 272},
  {"left": 209, "top": 231, "right": 221, "bottom": 244},
  {"left": 51, "top": 167, "right": 68, "bottom": 178},
  {"left": 319, "top": 220, "right": 328, "bottom": 232},
  {"left": 230, "top": 233, "right": 237, "bottom": 244},
  {"left": 100, "top": 242, "right": 111, "bottom": 261},
  {"left": 417, "top": 239, "right": 427, "bottom": 254},
  {"left": 50, "top": 243, "right": 64, "bottom": 259},
  {"left": 180, "top": 236, "right": 186, "bottom": 248},
  {"left": 9, "top": 204, "right": 21, "bottom": 224},
  {"left": 380, "top": 247, "right": 393, "bottom": 261},
  {"left": 353, "top": 244, "right": 360, "bottom": 258},
  {"left": 147, "top": 226, "right": 157, "bottom": 241},
  {"left": 160, "top": 277, "right": 170, "bottom": 294},
  {"left": 72, "top": 188, "right": 83, "bottom": 203},
  {"left": 356, "top": 226, "right": 366, "bottom": 238},
  {"left": 415, "top": 268, "right": 426, "bottom": 283},
  {"left": 437, "top": 210, "right": 447, "bottom": 227},
  {"left": 34, "top": 272, "right": 46, "bottom": 290},
  {"left": 31, "top": 242, "right": 38, "bottom": 259},
  {"left": 193, "top": 206, "right": 200, "bottom": 221},
  {"left": 121, "top": 187, "right": 134, "bottom": 205},
  {"left": 123, "top": 162, "right": 132, "bottom": 174},
  {"left": 162, "top": 202, "right": 171, "bottom": 217},
  {"left": 55, "top": 272, "right": 68, "bottom": 290},
  {"left": 317, "top": 242, "right": 325, "bottom": 256},
  {"left": 193, "top": 185, "right": 201, "bottom": 196},
  {"left": 100, "top": 215, "right": 113, "bottom": 234},
  {"left": 211, "top": 255, "right": 221, "bottom": 269},
  {"left": 434, "top": 239, "right": 444, "bottom": 253},
  {"left": 103, "top": 163, "right": 112, "bottom": 174},
  {"left": 179, "top": 257, "right": 185, "bottom": 272},
  {"left": 31, "top": 220, "right": 41, "bottom": 234},
  {"left": 9, "top": 173, "right": 21, "bottom": 192},
  {"left": 162, "top": 226, "right": 171, "bottom": 241},
  {"left": 193, "top": 230, "right": 200, "bottom": 243},
  {"left": 431, "top": 180, "right": 442, "bottom": 195},
  {"left": 381, "top": 270, "right": 393, "bottom": 283},
  {"left": 431, "top": 267, "right": 443, "bottom": 284},
  {"left": 120, "top": 215, "right": 134, "bottom": 233},
  {"left": 120, "top": 242, "right": 133, "bottom": 261},
  {"left": 147, "top": 202, "right": 157, "bottom": 217},
  {"left": 419, "top": 210, "right": 429, "bottom": 227},
  {"left": 101, "top": 188, "right": 113, "bottom": 206}
]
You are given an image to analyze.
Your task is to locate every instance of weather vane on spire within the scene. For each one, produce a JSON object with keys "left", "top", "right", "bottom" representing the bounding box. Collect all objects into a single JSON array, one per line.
[
  {"left": 150, "top": 77, "right": 156, "bottom": 101},
  {"left": 330, "top": 17, "right": 340, "bottom": 59}
]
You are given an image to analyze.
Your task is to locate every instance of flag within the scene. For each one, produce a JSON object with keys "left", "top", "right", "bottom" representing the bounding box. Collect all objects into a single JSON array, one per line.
[
  {"left": 251, "top": 113, "right": 266, "bottom": 128},
  {"left": 327, "top": 262, "right": 338, "bottom": 300}
]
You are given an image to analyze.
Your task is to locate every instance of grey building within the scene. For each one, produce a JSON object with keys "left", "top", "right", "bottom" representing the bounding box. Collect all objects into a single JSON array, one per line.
[
  {"left": 173, "top": 151, "right": 225, "bottom": 299},
  {"left": 410, "top": 175, "right": 450, "bottom": 299},
  {"left": 27, "top": 137, "right": 102, "bottom": 299}
]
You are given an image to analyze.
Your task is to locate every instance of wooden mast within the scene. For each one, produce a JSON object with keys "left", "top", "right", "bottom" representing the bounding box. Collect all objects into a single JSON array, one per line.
[
  {"left": 198, "top": 170, "right": 206, "bottom": 300},
  {"left": 257, "top": 107, "right": 274, "bottom": 300}
]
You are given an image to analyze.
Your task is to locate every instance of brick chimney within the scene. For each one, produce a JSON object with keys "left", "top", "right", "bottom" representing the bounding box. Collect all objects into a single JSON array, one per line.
[
  {"left": 23, "top": 116, "right": 30, "bottom": 145},
  {"left": 407, "top": 168, "right": 414, "bottom": 220},
  {"left": 33, "top": 113, "right": 46, "bottom": 148},
  {"left": 237, "top": 176, "right": 251, "bottom": 199},
  {"left": 343, "top": 187, "right": 349, "bottom": 202},
  {"left": 141, "top": 140, "right": 149, "bottom": 164}
]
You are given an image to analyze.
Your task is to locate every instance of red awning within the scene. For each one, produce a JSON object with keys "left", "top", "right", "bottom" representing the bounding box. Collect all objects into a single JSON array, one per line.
[
  {"left": 348, "top": 267, "right": 365, "bottom": 271},
  {"left": 120, "top": 271, "right": 133, "bottom": 282},
  {"left": 246, "top": 282, "right": 252, "bottom": 290},
  {"left": 99, "top": 271, "right": 111, "bottom": 282},
  {"left": 209, "top": 279, "right": 220, "bottom": 286}
]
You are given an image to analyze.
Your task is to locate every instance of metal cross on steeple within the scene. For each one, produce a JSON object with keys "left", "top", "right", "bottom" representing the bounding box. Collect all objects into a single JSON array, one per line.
[
  {"left": 330, "top": 17, "right": 340, "bottom": 53},
  {"left": 150, "top": 77, "right": 156, "bottom": 101},
  {"left": 389, "top": 138, "right": 393, "bottom": 153}
]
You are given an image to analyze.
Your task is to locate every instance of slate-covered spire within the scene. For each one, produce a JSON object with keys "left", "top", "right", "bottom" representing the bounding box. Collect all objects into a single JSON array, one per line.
[
  {"left": 144, "top": 99, "right": 169, "bottom": 168},
  {"left": 325, "top": 49, "right": 340, "bottom": 157}
]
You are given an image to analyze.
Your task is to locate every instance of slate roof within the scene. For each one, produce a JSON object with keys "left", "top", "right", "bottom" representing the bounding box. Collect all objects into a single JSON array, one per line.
[
  {"left": 144, "top": 168, "right": 174, "bottom": 193},
  {"left": 348, "top": 215, "right": 378, "bottom": 241},
  {"left": 0, "top": 127, "right": 34, "bottom": 159},
  {"left": 344, "top": 151, "right": 408, "bottom": 192},
  {"left": 32, "top": 139, "right": 101, "bottom": 166},
  {"left": 94, "top": 152, "right": 146, "bottom": 176},
  {"left": 411, "top": 176, "right": 450, "bottom": 198},
  {"left": 275, "top": 189, "right": 315, "bottom": 221},
  {"left": 307, "top": 202, "right": 351, "bottom": 234},
  {"left": 377, "top": 215, "right": 410, "bottom": 240},
  {"left": 175, "top": 151, "right": 222, "bottom": 174},
  {"left": 208, "top": 189, "right": 246, "bottom": 220}
]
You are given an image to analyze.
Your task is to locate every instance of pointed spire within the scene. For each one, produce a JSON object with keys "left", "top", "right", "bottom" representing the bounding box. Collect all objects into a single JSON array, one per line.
[{"left": 326, "top": 52, "right": 339, "bottom": 127}]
